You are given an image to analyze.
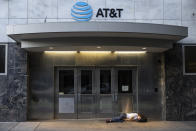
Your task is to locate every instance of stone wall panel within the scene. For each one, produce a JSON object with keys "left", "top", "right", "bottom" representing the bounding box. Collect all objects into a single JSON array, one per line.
[
  {"left": 165, "top": 44, "right": 196, "bottom": 120},
  {"left": 0, "top": 43, "right": 27, "bottom": 121}
]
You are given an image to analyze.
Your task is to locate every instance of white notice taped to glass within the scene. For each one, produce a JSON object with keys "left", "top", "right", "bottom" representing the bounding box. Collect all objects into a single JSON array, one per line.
[
  {"left": 59, "top": 97, "right": 74, "bottom": 113},
  {"left": 122, "top": 85, "right": 129, "bottom": 92}
]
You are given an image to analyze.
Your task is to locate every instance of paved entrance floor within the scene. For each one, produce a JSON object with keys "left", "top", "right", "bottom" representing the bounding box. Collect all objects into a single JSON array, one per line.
[{"left": 0, "top": 120, "right": 196, "bottom": 131}]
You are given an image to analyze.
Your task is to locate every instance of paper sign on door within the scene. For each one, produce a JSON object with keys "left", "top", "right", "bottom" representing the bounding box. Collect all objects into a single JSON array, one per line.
[{"left": 122, "top": 85, "right": 129, "bottom": 92}]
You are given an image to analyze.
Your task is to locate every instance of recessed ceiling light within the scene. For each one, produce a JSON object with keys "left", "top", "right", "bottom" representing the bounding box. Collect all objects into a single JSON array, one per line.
[
  {"left": 49, "top": 47, "right": 54, "bottom": 50},
  {"left": 44, "top": 51, "right": 77, "bottom": 54},
  {"left": 142, "top": 47, "right": 146, "bottom": 50},
  {"left": 115, "top": 51, "right": 146, "bottom": 54},
  {"left": 80, "top": 51, "right": 111, "bottom": 53},
  {"left": 97, "top": 46, "right": 101, "bottom": 49}
]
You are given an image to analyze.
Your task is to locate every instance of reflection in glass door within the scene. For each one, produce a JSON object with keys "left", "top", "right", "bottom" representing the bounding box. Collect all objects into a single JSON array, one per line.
[
  {"left": 100, "top": 70, "right": 111, "bottom": 94},
  {"left": 117, "top": 70, "right": 133, "bottom": 114},
  {"left": 96, "top": 69, "right": 114, "bottom": 118},
  {"left": 77, "top": 69, "right": 96, "bottom": 118},
  {"left": 55, "top": 69, "right": 77, "bottom": 119}
]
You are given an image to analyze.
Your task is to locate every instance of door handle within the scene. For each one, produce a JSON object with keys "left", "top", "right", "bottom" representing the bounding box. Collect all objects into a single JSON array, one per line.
[
  {"left": 115, "top": 94, "right": 118, "bottom": 102},
  {"left": 78, "top": 93, "right": 80, "bottom": 101},
  {"left": 112, "top": 95, "right": 115, "bottom": 102},
  {"left": 113, "top": 94, "right": 118, "bottom": 102}
]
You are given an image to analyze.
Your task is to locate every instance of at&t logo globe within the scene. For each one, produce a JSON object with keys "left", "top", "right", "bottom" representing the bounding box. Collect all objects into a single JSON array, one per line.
[{"left": 71, "top": 2, "right": 93, "bottom": 22}]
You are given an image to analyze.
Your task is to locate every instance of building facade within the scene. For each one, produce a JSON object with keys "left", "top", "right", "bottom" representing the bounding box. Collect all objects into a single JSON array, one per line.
[{"left": 0, "top": 0, "right": 196, "bottom": 121}]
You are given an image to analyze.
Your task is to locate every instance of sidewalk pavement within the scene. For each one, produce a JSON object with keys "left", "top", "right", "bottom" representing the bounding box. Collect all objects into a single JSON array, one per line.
[{"left": 0, "top": 120, "right": 196, "bottom": 131}]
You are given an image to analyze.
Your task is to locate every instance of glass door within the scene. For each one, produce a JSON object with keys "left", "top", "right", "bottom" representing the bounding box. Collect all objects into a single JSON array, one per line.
[
  {"left": 96, "top": 68, "right": 115, "bottom": 118},
  {"left": 55, "top": 67, "right": 136, "bottom": 119},
  {"left": 115, "top": 69, "right": 134, "bottom": 115},
  {"left": 77, "top": 68, "right": 96, "bottom": 118},
  {"left": 55, "top": 68, "right": 77, "bottom": 119}
]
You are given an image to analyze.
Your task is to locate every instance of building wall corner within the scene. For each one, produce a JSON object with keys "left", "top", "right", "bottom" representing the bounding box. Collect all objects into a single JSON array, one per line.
[
  {"left": 0, "top": 43, "right": 27, "bottom": 122},
  {"left": 165, "top": 43, "right": 196, "bottom": 121}
]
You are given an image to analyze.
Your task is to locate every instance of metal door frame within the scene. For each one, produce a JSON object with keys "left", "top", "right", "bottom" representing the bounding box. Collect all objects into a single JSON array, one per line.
[
  {"left": 77, "top": 67, "right": 96, "bottom": 119},
  {"left": 54, "top": 66, "right": 138, "bottom": 119},
  {"left": 54, "top": 67, "right": 78, "bottom": 119},
  {"left": 113, "top": 67, "right": 138, "bottom": 115},
  {"left": 95, "top": 67, "right": 115, "bottom": 118}
]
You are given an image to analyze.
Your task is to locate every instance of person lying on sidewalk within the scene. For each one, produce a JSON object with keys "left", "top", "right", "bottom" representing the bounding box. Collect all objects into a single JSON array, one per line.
[{"left": 106, "top": 113, "right": 147, "bottom": 123}]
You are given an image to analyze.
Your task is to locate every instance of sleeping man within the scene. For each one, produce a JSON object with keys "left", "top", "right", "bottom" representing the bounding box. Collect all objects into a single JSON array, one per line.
[{"left": 106, "top": 113, "right": 147, "bottom": 123}]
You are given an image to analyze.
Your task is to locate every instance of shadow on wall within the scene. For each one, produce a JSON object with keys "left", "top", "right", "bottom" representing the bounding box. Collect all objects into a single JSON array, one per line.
[{"left": 165, "top": 44, "right": 196, "bottom": 121}]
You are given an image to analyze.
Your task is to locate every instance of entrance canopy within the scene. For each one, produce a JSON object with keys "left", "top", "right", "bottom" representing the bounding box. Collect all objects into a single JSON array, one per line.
[{"left": 7, "top": 22, "right": 188, "bottom": 52}]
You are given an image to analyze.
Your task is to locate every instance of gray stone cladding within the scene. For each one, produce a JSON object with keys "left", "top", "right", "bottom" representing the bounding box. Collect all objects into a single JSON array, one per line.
[
  {"left": 165, "top": 44, "right": 196, "bottom": 120},
  {"left": 0, "top": 43, "right": 27, "bottom": 121}
]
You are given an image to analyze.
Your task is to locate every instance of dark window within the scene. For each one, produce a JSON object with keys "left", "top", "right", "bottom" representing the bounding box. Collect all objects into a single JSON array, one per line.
[
  {"left": 184, "top": 46, "right": 196, "bottom": 74},
  {"left": 0, "top": 45, "right": 6, "bottom": 74},
  {"left": 118, "top": 70, "right": 132, "bottom": 93},
  {"left": 81, "top": 70, "right": 92, "bottom": 94},
  {"left": 100, "top": 70, "right": 111, "bottom": 94},
  {"left": 59, "top": 70, "right": 74, "bottom": 94}
]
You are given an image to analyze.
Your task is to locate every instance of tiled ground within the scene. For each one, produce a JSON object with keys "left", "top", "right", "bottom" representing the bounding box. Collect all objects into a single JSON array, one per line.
[{"left": 0, "top": 120, "right": 196, "bottom": 131}]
